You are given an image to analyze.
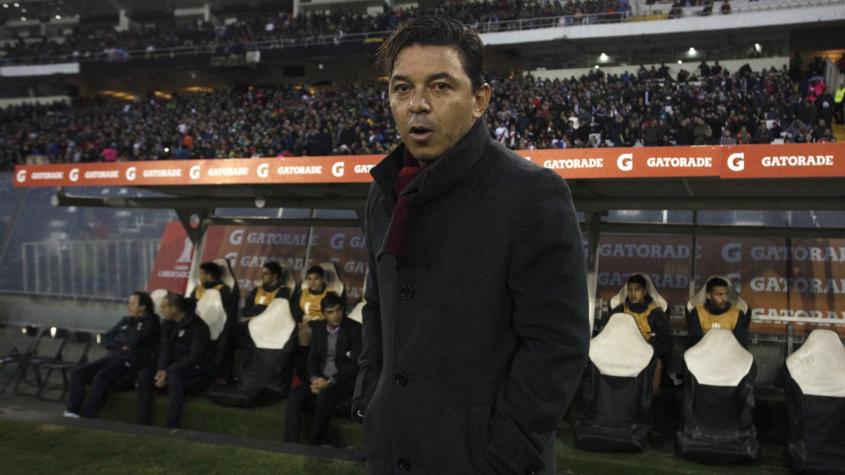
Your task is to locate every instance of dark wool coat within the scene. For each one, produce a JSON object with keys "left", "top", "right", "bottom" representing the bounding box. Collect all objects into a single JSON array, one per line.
[{"left": 352, "top": 120, "right": 589, "bottom": 474}]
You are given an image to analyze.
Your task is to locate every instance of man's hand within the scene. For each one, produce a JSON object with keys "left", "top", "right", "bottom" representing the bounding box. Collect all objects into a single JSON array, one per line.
[
  {"left": 154, "top": 370, "right": 167, "bottom": 388},
  {"left": 121, "top": 345, "right": 131, "bottom": 353},
  {"left": 310, "top": 377, "right": 330, "bottom": 394}
]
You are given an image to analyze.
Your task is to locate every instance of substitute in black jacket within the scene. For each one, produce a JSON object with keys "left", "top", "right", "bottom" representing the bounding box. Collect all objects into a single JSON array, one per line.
[
  {"left": 352, "top": 16, "right": 589, "bottom": 475},
  {"left": 65, "top": 291, "right": 160, "bottom": 419},
  {"left": 136, "top": 293, "right": 211, "bottom": 428},
  {"left": 284, "top": 292, "right": 362, "bottom": 444}
]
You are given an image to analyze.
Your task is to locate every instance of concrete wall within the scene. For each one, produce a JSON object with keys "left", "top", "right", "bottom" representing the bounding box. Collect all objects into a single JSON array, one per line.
[{"left": 0, "top": 293, "right": 125, "bottom": 333}]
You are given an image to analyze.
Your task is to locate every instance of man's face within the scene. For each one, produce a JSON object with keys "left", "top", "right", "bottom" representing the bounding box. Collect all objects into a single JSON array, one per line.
[
  {"left": 199, "top": 269, "right": 211, "bottom": 284},
  {"left": 159, "top": 299, "right": 176, "bottom": 320},
  {"left": 127, "top": 294, "right": 145, "bottom": 317},
  {"left": 262, "top": 268, "right": 278, "bottom": 286},
  {"left": 324, "top": 304, "right": 343, "bottom": 328},
  {"left": 306, "top": 273, "right": 324, "bottom": 293},
  {"left": 389, "top": 44, "right": 491, "bottom": 164},
  {"left": 627, "top": 282, "right": 646, "bottom": 305},
  {"left": 707, "top": 285, "right": 730, "bottom": 311}
]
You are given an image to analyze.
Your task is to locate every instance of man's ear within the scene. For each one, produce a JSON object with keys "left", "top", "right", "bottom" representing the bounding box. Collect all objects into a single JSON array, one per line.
[{"left": 472, "top": 83, "right": 492, "bottom": 119}]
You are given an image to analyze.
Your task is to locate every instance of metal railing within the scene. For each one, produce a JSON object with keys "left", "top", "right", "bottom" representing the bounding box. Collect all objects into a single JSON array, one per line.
[
  {"left": 2, "top": 0, "right": 842, "bottom": 67},
  {"left": 20, "top": 238, "right": 160, "bottom": 299}
]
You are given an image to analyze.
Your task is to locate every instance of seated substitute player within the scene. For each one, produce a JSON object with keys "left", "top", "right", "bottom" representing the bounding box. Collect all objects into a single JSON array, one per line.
[
  {"left": 609, "top": 274, "right": 672, "bottom": 393},
  {"left": 686, "top": 276, "right": 751, "bottom": 348}
]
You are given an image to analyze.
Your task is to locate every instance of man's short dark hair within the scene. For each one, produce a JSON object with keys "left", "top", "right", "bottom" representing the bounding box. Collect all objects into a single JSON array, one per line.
[
  {"left": 321, "top": 291, "right": 344, "bottom": 312},
  {"left": 264, "top": 261, "right": 283, "bottom": 279},
  {"left": 626, "top": 274, "right": 648, "bottom": 288},
  {"left": 132, "top": 291, "right": 154, "bottom": 314},
  {"left": 200, "top": 262, "right": 222, "bottom": 281},
  {"left": 306, "top": 265, "right": 325, "bottom": 278},
  {"left": 163, "top": 292, "right": 187, "bottom": 314},
  {"left": 376, "top": 15, "right": 486, "bottom": 91},
  {"left": 706, "top": 277, "right": 730, "bottom": 293}
]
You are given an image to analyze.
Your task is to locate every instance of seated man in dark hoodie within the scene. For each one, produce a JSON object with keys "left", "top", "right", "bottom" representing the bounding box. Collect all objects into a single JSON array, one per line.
[
  {"left": 609, "top": 274, "right": 672, "bottom": 393},
  {"left": 65, "top": 291, "right": 160, "bottom": 418},
  {"left": 136, "top": 292, "right": 211, "bottom": 428},
  {"left": 686, "top": 276, "right": 750, "bottom": 348}
]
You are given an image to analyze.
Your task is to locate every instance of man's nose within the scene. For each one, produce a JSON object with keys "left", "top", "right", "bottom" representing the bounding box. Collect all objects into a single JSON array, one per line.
[{"left": 409, "top": 89, "right": 431, "bottom": 113}]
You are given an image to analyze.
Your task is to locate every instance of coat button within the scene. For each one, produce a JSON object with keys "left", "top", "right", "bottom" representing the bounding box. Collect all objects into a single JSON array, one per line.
[
  {"left": 398, "top": 457, "right": 412, "bottom": 471},
  {"left": 524, "top": 464, "right": 538, "bottom": 475},
  {"left": 399, "top": 285, "right": 415, "bottom": 300},
  {"left": 394, "top": 371, "right": 409, "bottom": 387}
]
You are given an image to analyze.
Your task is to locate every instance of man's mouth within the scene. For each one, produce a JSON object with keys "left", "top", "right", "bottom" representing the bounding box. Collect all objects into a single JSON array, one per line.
[{"left": 408, "top": 125, "right": 434, "bottom": 141}]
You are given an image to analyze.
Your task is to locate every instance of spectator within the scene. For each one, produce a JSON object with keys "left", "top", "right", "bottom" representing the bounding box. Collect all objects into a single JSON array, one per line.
[{"left": 721, "top": 0, "right": 732, "bottom": 15}]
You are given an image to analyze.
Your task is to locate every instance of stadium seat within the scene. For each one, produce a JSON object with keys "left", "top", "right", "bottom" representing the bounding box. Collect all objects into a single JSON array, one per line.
[
  {"left": 575, "top": 313, "right": 657, "bottom": 452},
  {"left": 35, "top": 330, "right": 94, "bottom": 400},
  {"left": 150, "top": 288, "right": 168, "bottom": 315},
  {"left": 206, "top": 299, "right": 296, "bottom": 407},
  {"left": 279, "top": 262, "right": 298, "bottom": 295},
  {"left": 213, "top": 257, "right": 241, "bottom": 319},
  {"left": 14, "top": 326, "right": 70, "bottom": 397},
  {"left": 195, "top": 288, "right": 227, "bottom": 341},
  {"left": 347, "top": 300, "right": 364, "bottom": 325},
  {"left": 784, "top": 329, "right": 845, "bottom": 474},
  {"left": 0, "top": 325, "right": 40, "bottom": 393},
  {"left": 676, "top": 328, "right": 759, "bottom": 464}
]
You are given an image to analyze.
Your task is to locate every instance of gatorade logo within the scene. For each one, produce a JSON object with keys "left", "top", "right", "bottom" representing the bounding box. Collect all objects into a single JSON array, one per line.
[
  {"left": 617, "top": 153, "right": 633, "bottom": 172},
  {"left": 69, "top": 168, "right": 80, "bottom": 182},
  {"left": 16, "top": 169, "right": 26, "bottom": 183},
  {"left": 189, "top": 165, "right": 201, "bottom": 180},
  {"left": 126, "top": 167, "right": 137, "bottom": 181},
  {"left": 257, "top": 163, "right": 269, "bottom": 179},
  {"left": 331, "top": 161, "right": 345, "bottom": 178},
  {"left": 727, "top": 152, "right": 745, "bottom": 172}
]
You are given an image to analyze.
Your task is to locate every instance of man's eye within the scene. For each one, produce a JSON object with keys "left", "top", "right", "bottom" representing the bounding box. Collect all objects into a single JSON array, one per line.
[
  {"left": 433, "top": 82, "right": 451, "bottom": 90},
  {"left": 394, "top": 84, "right": 410, "bottom": 93}
]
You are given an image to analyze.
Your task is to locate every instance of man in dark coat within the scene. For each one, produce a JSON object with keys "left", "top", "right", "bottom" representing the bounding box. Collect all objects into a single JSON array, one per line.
[
  {"left": 352, "top": 16, "right": 589, "bottom": 475},
  {"left": 65, "top": 291, "right": 160, "bottom": 418},
  {"left": 136, "top": 292, "right": 211, "bottom": 428}
]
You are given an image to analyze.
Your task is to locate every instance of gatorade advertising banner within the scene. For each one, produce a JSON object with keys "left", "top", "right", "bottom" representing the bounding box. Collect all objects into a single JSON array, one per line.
[
  {"left": 13, "top": 143, "right": 845, "bottom": 187},
  {"left": 596, "top": 234, "right": 845, "bottom": 337},
  {"left": 198, "top": 225, "right": 367, "bottom": 304},
  {"left": 146, "top": 221, "right": 194, "bottom": 293}
]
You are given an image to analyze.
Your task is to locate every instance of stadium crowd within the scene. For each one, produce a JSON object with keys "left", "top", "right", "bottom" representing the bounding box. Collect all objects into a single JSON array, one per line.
[
  {"left": 1, "top": 62, "right": 840, "bottom": 169},
  {"left": 2, "top": 0, "right": 630, "bottom": 63}
]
